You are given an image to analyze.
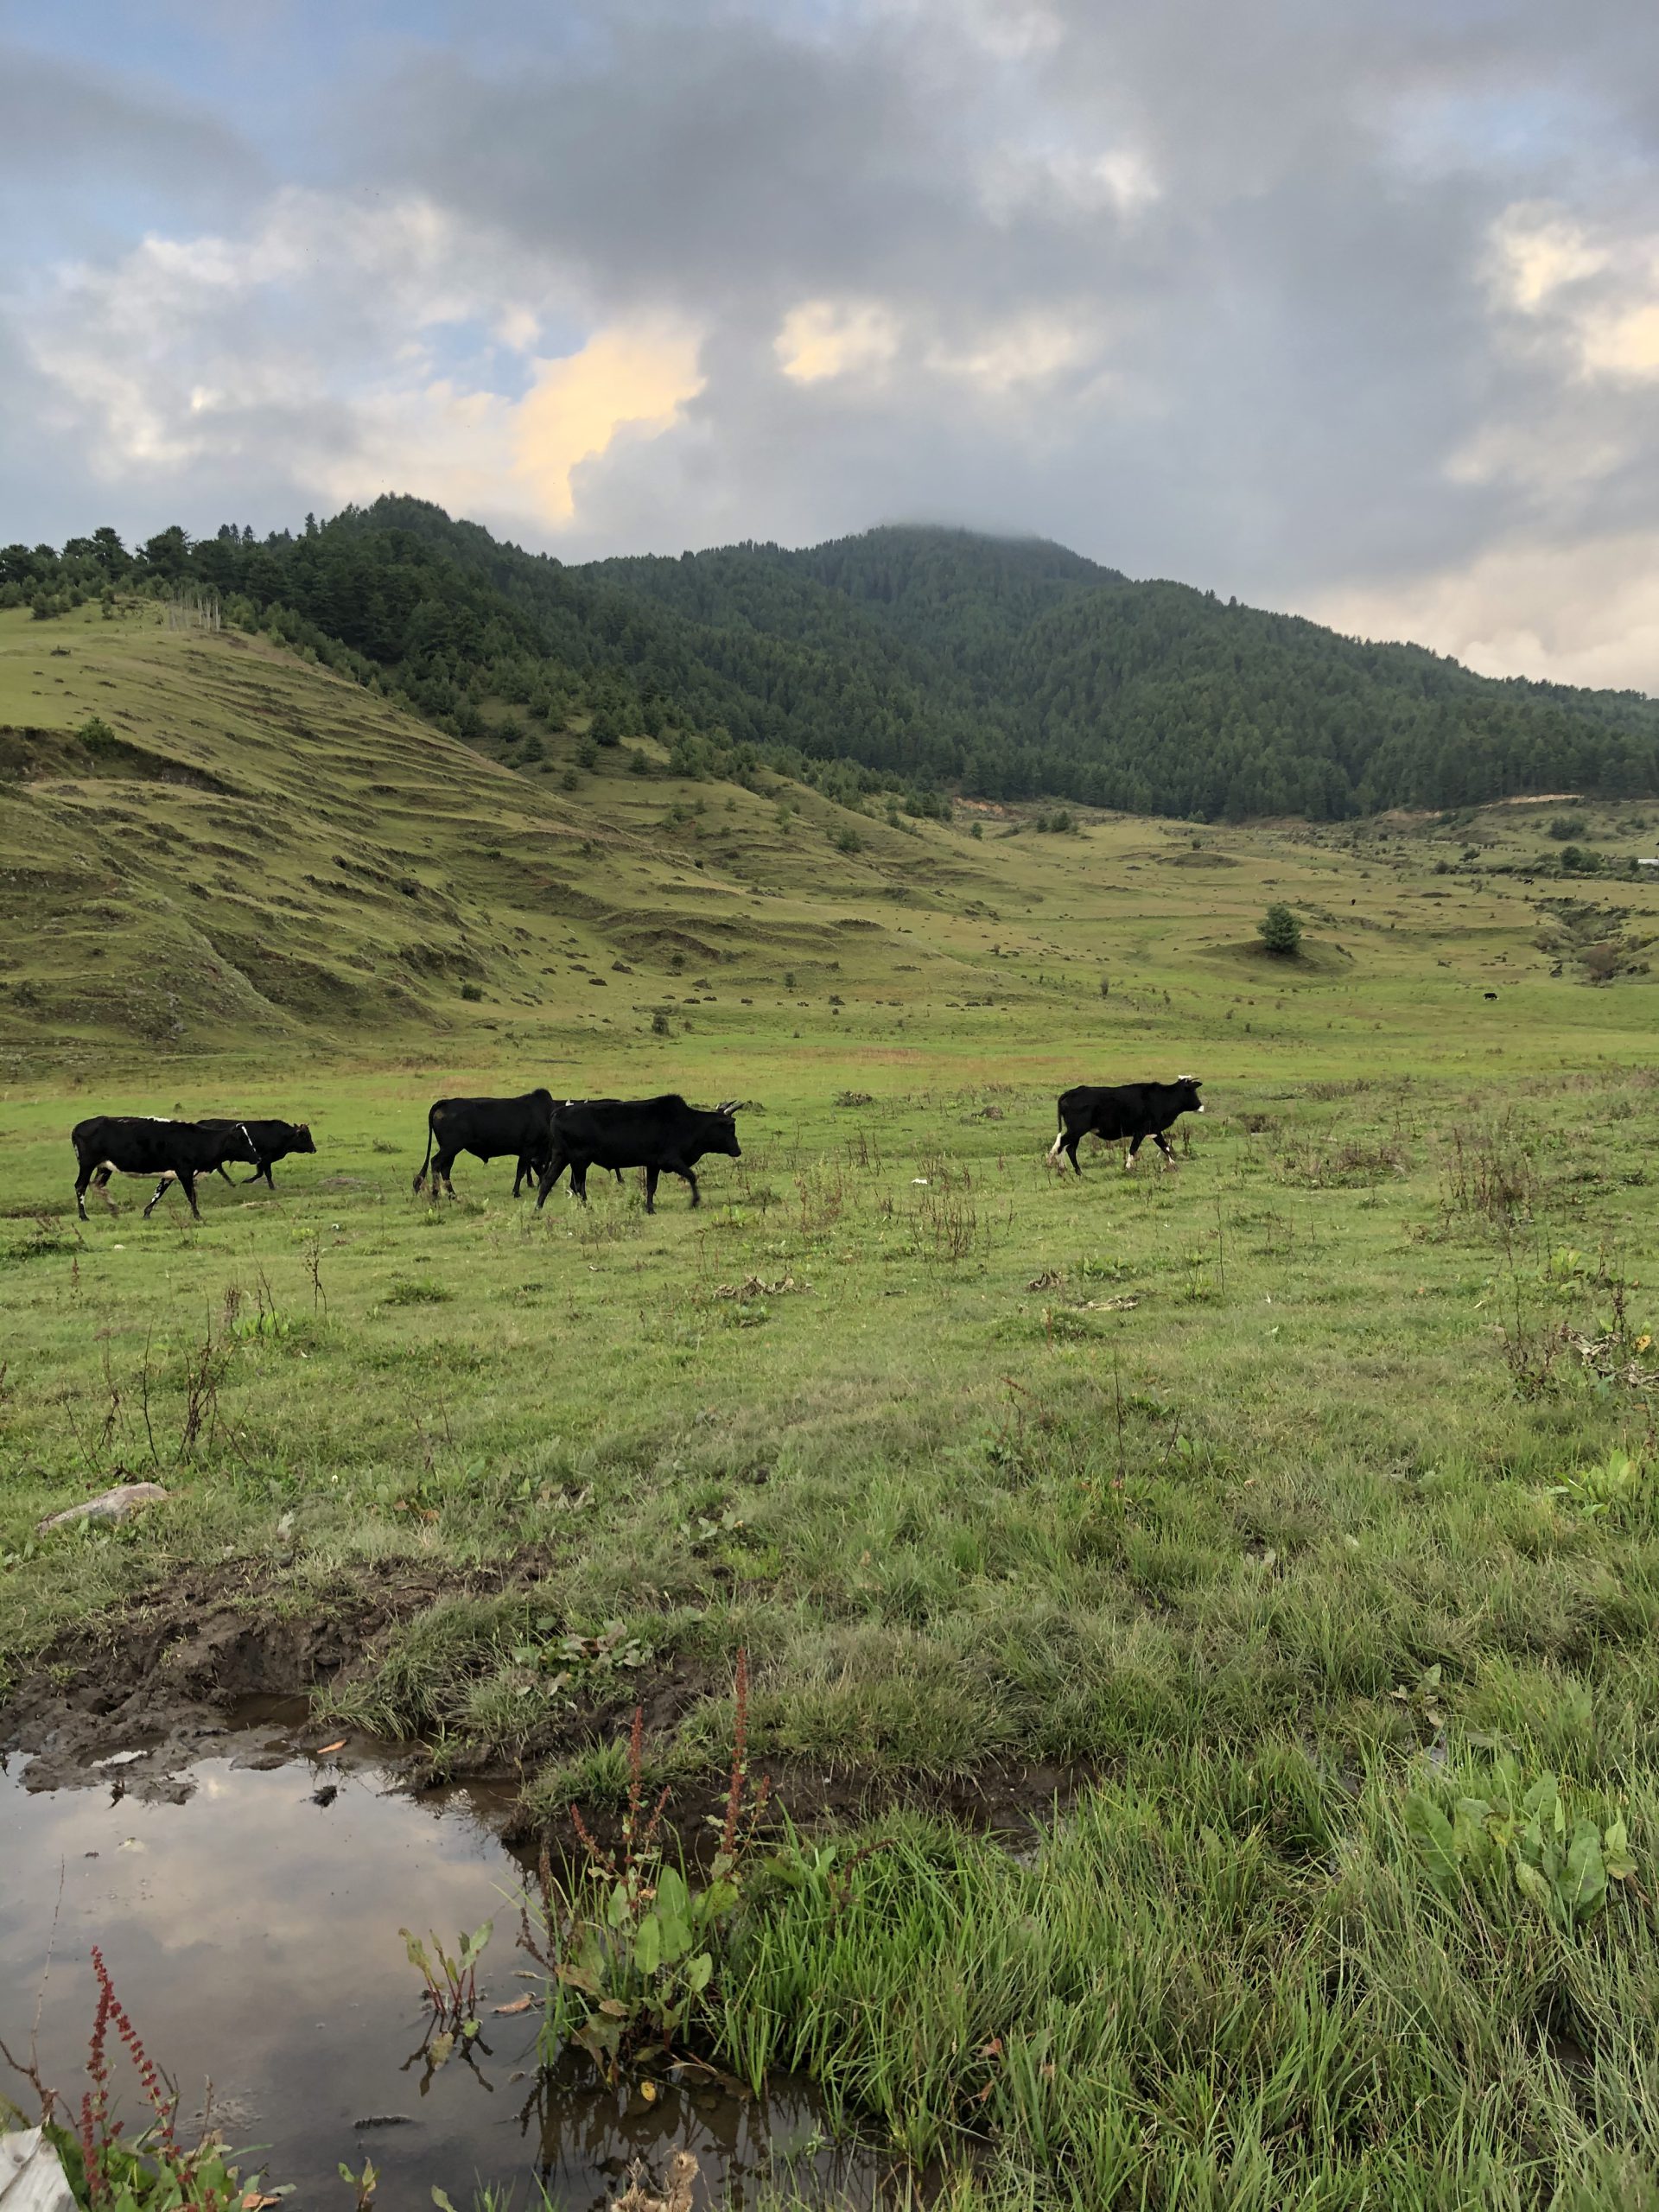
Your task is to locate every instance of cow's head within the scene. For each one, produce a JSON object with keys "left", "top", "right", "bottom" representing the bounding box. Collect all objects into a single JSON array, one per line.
[
  {"left": 709, "top": 1104, "right": 742, "bottom": 1159},
  {"left": 1174, "top": 1076, "right": 1205, "bottom": 1114},
  {"left": 295, "top": 1122, "right": 317, "bottom": 1154}
]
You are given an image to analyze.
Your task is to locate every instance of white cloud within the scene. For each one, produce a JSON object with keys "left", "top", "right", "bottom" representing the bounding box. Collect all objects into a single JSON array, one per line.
[
  {"left": 925, "top": 308, "right": 1101, "bottom": 392},
  {"left": 1306, "top": 531, "right": 1659, "bottom": 695},
  {"left": 775, "top": 298, "right": 902, "bottom": 384},
  {"left": 20, "top": 188, "right": 702, "bottom": 532},
  {"left": 1486, "top": 201, "right": 1659, "bottom": 385},
  {"left": 1434, "top": 202, "right": 1659, "bottom": 531},
  {"left": 1491, "top": 207, "right": 1610, "bottom": 315},
  {"left": 773, "top": 297, "right": 1103, "bottom": 397},
  {"left": 979, "top": 143, "right": 1160, "bottom": 225},
  {"left": 515, "top": 320, "right": 705, "bottom": 518}
]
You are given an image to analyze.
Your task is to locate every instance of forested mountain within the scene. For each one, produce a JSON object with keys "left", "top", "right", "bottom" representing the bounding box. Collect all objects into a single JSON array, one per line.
[{"left": 9, "top": 502, "right": 1659, "bottom": 821}]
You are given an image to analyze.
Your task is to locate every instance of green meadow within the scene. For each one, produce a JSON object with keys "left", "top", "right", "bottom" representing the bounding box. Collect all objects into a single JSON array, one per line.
[{"left": 5, "top": 602, "right": 1659, "bottom": 2205}]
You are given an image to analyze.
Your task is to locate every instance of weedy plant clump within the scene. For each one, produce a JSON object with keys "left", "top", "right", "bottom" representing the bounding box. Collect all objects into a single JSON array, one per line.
[
  {"left": 1, "top": 1948, "right": 273, "bottom": 2211},
  {"left": 399, "top": 1920, "right": 493, "bottom": 2069},
  {"left": 1549, "top": 1446, "right": 1650, "bottom": 1521},
  {"left": 1404, "top": 1756, "right": 1637, "bottom": 1930},
  {"left": 518, "top": 1652, "right": 772, "bottom": 2081}
]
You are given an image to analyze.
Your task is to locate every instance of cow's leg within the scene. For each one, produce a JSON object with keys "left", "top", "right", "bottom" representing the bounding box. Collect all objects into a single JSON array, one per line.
[
  {"left": 682, "top": 1165, "right": 701, "bottom": 1209},
  {"left": 570, "top": 1161, "right": 590, "bottom": 1207},
  {"left": 1125, "top": 1135, "right": 1146, "bottom": 1172},
  {"left": 213, "top": 1163, "right": 238, "bottom": 1185},
  {"left": 74, "top": 1156, "right": 93, "bottom": 1223},
  {"left": 512, "top": 1154, "right": 529, "bottom": 1198},
  {"left": 1067, "top": 1134, "right": 1084, "bottom": 1177},
  {"left": 644, "top": 1165, "right": 660, "bottom": 1214},
  {"left": 432, "top": 1149, "right": 457, "bottom": 1200},
  {"left": 143, "top": 1172, "right": 173, "bottom": 1218},
  {"left": 242, "top": 1161, "right": 274, "bottom": 1187},
  {"left": 1154, "top": 1132, "right": 1178, "bottom": 1171},
  {"left": 534, "top": 1152, "right": 569, "bottom": 1210},
  {"left": 179, "top": 1168, "right": 201, "bottom": 1219}
]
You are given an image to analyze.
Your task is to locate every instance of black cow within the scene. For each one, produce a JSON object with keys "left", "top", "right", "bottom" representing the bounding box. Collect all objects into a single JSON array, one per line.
[
  {"left": 1047, "top": 1077, "right": 1205, "bottom": 1176},
  {"left": 561, "top": 1099, "right": 625, "bottom": 1185},
  {"left": 86, "top": 1116, "right": 318, "bottom": 1199},
  {"left": 201, "top": 1116, "right": 316, "bottom": 1190},
  {"left": 72, "top": 1116, "right": 261, "bottom": 1222},
  {"left": 413, "top": 1090, "right": 556, "bottom": 1199},
  {"left": 536, "top": 1095, "right": 741, "bottom": 1212}
]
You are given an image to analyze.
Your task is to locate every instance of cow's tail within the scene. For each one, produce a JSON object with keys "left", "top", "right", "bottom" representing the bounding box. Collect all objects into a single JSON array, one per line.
[
  {"left": 1046, "top": 1099, "right": 1067, "bottom": 1163},
  {"left": 412, "top": 1112, "right": 435, "bottom": 1194}
]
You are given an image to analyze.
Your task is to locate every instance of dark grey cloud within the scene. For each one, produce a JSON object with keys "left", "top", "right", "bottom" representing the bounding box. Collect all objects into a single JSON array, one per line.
[
  {"left": 366, "top": 12, "right": 1007, "bottom": 313},
  {"left": 351, "top": 0, "right": 1568, "bottom": 590},
  {"left": 0, "top": 41, "right": 263, "bottom": 204}
]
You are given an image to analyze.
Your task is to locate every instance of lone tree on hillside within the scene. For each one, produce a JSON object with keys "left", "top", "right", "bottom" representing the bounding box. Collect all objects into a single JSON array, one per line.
[{"left": 1258, "top": 902, "right": 1303, "bottom": 957}]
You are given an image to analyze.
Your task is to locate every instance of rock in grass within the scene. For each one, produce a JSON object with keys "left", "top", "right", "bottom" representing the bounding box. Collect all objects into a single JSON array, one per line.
[
  {"left": 0, "top": 2126, "right": 77, "bottom": 2212},
  {"left": 37, "top": 1482, "right": 168, "bottom": 1534}
]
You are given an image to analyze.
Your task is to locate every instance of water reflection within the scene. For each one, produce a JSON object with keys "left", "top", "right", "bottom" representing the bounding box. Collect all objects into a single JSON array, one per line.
[{"left": 0, "top": 1744, "right": 892, "bottom": 2209}]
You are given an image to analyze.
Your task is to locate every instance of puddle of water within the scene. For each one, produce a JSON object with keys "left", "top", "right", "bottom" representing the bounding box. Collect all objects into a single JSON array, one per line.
[{"left": 0, "top": 1745, "right": 893, "bottom": 2209}]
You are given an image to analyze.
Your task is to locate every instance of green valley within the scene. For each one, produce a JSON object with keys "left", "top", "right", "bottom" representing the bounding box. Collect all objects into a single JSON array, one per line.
[{"left": 3, "top": 572, "right": 1659, "bottom": 2209}]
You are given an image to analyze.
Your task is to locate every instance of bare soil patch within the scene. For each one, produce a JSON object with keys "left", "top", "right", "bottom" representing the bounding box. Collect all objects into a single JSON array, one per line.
[{"left": 1, "top": 1557, "right": 518, "bottom": 1792}]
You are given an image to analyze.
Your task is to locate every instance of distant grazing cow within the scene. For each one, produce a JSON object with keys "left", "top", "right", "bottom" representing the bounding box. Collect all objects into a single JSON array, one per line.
[
  {"left": 1047, "top": 1077, "right": 1205, "bottom": 1176},
  {"left": 413, "top": 1090, "right": 556, "bottom": 1199},
  {"left": 536, "top": 1095, "right": 741, "bottom": 1212},
  {"left": 73, "top": 1116, "right": 260, "bottom": 1222}
]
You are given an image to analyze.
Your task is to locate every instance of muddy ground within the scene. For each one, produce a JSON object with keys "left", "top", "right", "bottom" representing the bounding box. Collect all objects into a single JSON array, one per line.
[{"left": 1, "top": 1562, "right": 1086, "bottom": 1848}]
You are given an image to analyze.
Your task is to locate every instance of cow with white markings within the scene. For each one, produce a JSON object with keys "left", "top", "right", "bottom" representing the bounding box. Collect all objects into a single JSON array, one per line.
[
  {"left": 1047, "top": 1077, "right": 1205, "bottom": 1176},
  {"left": 72, "top": 1116, "right": 262, "bottom": 1222}
]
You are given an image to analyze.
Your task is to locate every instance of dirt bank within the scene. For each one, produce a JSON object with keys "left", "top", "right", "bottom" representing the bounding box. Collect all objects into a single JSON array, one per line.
[
  {"left": 0, "top": 1557, "right": 513, "bottom": 1796},
  {"left": 3, "top": 1558, "right": 1090, "bottom": 1847}
]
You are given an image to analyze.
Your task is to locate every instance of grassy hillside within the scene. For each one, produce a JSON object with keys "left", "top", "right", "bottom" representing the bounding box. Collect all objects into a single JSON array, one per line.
[
  {"left": 0, "top": 600, "right": 1001, "bottom": 1065},
  {"left": 5, "top": 596, "right": 1658, "bottom": 1077},
  {"left": 16, "top": 505, "right": 1659, "bottom": 820},
  {"left": 6, "top": 605, "right": 1659, "bottom": 2206}
]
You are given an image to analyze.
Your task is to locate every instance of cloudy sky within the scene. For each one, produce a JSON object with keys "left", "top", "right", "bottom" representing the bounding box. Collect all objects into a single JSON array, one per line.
[{"left": 4, "top": 0, "right": 1659, "bottom": 688}]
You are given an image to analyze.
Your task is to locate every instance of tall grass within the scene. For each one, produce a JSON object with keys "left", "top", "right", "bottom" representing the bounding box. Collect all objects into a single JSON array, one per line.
[{"left": 721, "top": 1746, "right": 1659, "bottom": 2209}]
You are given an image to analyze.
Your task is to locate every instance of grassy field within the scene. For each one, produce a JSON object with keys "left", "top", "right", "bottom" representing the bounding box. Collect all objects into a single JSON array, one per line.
[{"left": 5, "top": 604, "right": 1659, "bottom": 2204}]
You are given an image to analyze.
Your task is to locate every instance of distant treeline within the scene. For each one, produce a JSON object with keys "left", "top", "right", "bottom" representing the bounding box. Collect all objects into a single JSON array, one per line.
[{"left": 9, "top": 503, "right": 1659, "bottom": 821}]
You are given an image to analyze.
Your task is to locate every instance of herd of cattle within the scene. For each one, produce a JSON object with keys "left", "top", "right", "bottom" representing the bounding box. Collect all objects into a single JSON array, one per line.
[{"left": 68, "top": 1077, "right": 1205, "bottom": 1222}]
